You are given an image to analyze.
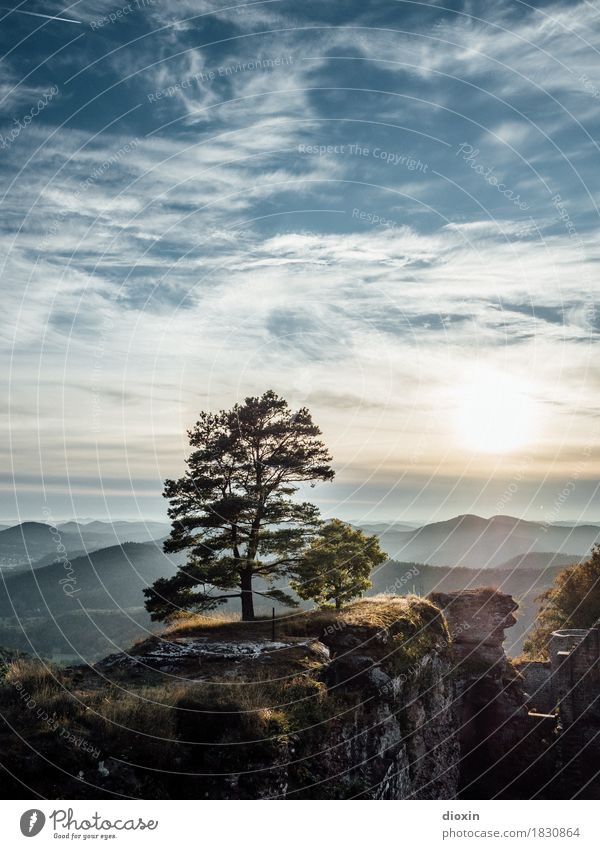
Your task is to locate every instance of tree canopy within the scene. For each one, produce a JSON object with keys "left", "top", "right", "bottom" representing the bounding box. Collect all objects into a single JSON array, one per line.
[
  {"left": 290, "top": 518, "right": 388, "bottom": 610},
  {"left": 524, "top": 546, "right": 600, "bottom": 659},
  {"left": 144, "top": 390, "right": 334, "bottom": 621}
]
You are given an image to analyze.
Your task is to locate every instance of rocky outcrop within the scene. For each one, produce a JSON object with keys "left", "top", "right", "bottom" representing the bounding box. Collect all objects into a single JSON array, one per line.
[
  {"left": 98, "top": 596, "right": 463, "bottom": 799},
  {"left": 6, "top": 589, "right": 600, "bottom": 800},
  {"left": 103, "top": 592, "right": 527, "bottom": 799},
  {"left": 314, "top": 596, "right": 460, "bottom": 799},
  {"left": 9, "top": 590, "right": 542, "bottom": 800},
  {"left": 146, "top": 597, "right": 462, "bottom": 799},
  {"left": 429, "top": 587, "right": 518, "bottom": 666},
  {"left": 98, "top": 636, "right": 329, "bottom": 674},
  {"left": 428, "top": 589, "right": 530, "bottom": 797}
]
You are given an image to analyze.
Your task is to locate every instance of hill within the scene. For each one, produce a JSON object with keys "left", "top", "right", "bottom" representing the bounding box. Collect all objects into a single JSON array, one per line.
[
  {"left": 0, "top": 519, "right": 170, "bottom": 574},
  {"left": 0, "top": 541, "right": 180, "bottom": 616},
  {"left": 495, "top": 551, "right": 583, "bottom": 571},
  {"left": 0, "top": 522, "right": 84, "bottom": 572},
  {"left": 0, "top": 541, "right": 180, "bottom": 661},
  {"left": 365, "top": 514, "right": 600, "bottom": 568},
  {"left": 57, "top": 519, "right": 170, "bottom": 542}
]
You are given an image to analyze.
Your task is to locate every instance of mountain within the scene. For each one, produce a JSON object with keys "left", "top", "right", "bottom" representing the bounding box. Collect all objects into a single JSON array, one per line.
[
  {"left": 0, "top": 541, "right": 180, "bottom": 661},
  {"left": 0, "top": 541, "right": 180, "bottom": 617},
  {"left": 0, "top": 522, "right": 85, "bottom": 572},
  {"left": 0, "top": 519, "right": 170, "bottom": 572},
  {"left": 364, "top": 514, "right": 600, "bottom": 569},
  {"left": 550, "top": 521, "right": 600, "bottom": 527},
  {"left": 57, "top": 519, "right": 170, "bottom": 542},
  {"left": 354, "top": 520, "right": 420, "bottom": 533},
  {"left": 494, "top": 551, "right": 583, "bottom": 571}
]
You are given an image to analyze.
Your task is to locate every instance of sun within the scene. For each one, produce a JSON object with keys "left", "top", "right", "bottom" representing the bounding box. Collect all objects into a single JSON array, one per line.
[{"left": 454, "top": 368, "right": 538, "bottom": 454}]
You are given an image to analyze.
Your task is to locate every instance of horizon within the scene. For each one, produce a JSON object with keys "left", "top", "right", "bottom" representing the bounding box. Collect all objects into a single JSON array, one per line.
[{"left": 3, "top": 511, "right": 600, "bottom": 528}]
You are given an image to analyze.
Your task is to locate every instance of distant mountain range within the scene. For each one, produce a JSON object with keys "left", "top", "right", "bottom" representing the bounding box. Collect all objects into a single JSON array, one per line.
[
  {"left": 0, "top": 541, "right": 179, "bottom": 617},
  {"left": 362, "top": 514, "right": 600, "bottom": 569},
  {"left": 0, "top": 541, "right": 180, "bottom": 661},
  {"left": 353, "top": 521, "right": 421, "bottom": 533},
  {"left": 493, "top": 551, "right": 583, "bottom": 571},
  {"left": 57, "top": 519, "right": 171, "bottom": 540},
  {"left": 0, "top": 519, "right": 170, "bottom": 573},
  {"left": 1, "top": 514, "right": 595, "bottom": 573},
  {"left": 0, "top": 513, "right": 595, "bottom": 661}
]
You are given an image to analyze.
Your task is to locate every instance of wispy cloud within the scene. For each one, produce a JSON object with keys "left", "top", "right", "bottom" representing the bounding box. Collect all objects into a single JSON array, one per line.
[{"left": 1, "top": 0, "right": 599, "bottom": 519}]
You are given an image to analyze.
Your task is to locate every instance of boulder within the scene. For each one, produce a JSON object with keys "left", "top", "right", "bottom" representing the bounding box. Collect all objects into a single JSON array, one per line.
[{"left": 428, "top": 588, "right": 517, "bottom": 667}]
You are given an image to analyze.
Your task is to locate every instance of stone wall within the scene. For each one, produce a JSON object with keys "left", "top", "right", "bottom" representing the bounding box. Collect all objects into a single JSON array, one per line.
[
  {"left": 551, "top": 625, "right": 600, "bottom": 728},
  {"left": 514, "top": 660, "right": 553, "bottom": 713},
  {"left": 532, "top": 623, "right": 600, "bottom": 796}
]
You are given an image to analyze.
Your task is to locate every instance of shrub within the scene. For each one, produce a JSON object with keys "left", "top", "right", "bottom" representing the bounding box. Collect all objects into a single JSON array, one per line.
[{"left": 524, "top": 547, "right": 600, "bottom": 659}]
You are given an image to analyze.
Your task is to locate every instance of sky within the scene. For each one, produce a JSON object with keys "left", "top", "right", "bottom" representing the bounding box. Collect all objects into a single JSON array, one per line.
[{"left": 1, "top": 0, "right": 599, "bottom": 525}]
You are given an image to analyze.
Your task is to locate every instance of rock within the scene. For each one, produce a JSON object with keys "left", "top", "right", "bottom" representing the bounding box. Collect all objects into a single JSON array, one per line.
[
  {"left": 97, "top": 637, "right": 328, "bottom": 678},
  {"left": 314, "top": 597, "right": 460, "bottom": 798},
  {"left": 429, "top": 588, "right": 530, "bottom": 797},
  {"left": 325, "top": 653, "right": 394, "bottom": 699},
  {"left": 80, "top": 592, "right": 537, "bottom": 799},
  {"left": 428, "top": 587, "right": 517, "bottom": 667}
]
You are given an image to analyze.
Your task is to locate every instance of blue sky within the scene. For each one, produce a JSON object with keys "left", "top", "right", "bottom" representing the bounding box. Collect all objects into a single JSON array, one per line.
[{"left": 1, "top": 0, "right": 599, "bottom": 523}]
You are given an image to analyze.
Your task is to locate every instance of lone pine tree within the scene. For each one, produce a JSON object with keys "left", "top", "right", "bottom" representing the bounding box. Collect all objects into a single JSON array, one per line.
[{"left": 144, "top": 390, "right": 334, "bottom": 621}]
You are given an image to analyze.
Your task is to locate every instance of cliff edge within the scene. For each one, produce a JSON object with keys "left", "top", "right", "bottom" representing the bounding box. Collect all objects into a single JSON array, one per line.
[{"left": 0, "top": 590, "right": 540, "bottom": 799}]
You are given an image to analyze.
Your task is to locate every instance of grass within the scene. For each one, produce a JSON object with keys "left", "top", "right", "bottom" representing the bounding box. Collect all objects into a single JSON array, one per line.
[
  {"left": 130, "top": 607, "right": 340, "bottom": 651},
  {"left": 0, "top": 655, "right": 65, "bottom": 699},
  {"left": 133, "top": 610, "right": 288, "bottom": 649},
  {"left": 154, "top": 594, "right": 448, "bottom": 643},
  {"left": 0, "top": 652, "right": 337, "bottom": 800},
  {"left": 0, "top": 594, "right": 454, "bottom": 798},
  {"left": 337, "top": 593, "right": 444, "bottom": 630}
]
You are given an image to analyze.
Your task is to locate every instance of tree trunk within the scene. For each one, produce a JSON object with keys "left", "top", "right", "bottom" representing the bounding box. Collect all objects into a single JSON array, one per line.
[{"left": 241, "top": 569, "right": 255, "bottom": 620}]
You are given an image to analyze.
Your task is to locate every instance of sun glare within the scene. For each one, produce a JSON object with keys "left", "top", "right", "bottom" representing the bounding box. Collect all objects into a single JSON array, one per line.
[{"left": 454, "top": 369, "right": 538, "bottom": 454}]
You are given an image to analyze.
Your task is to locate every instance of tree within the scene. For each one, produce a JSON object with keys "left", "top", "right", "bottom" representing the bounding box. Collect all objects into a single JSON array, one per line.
[
  {"left": 290, "top": 519, "right": 388, "bottom": 610},
  {"left": 524, "top": 546, "right": 600, "bottom": 659},
  {"left": 144, "top": 390, "right": 334, "bottom": 621}
]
